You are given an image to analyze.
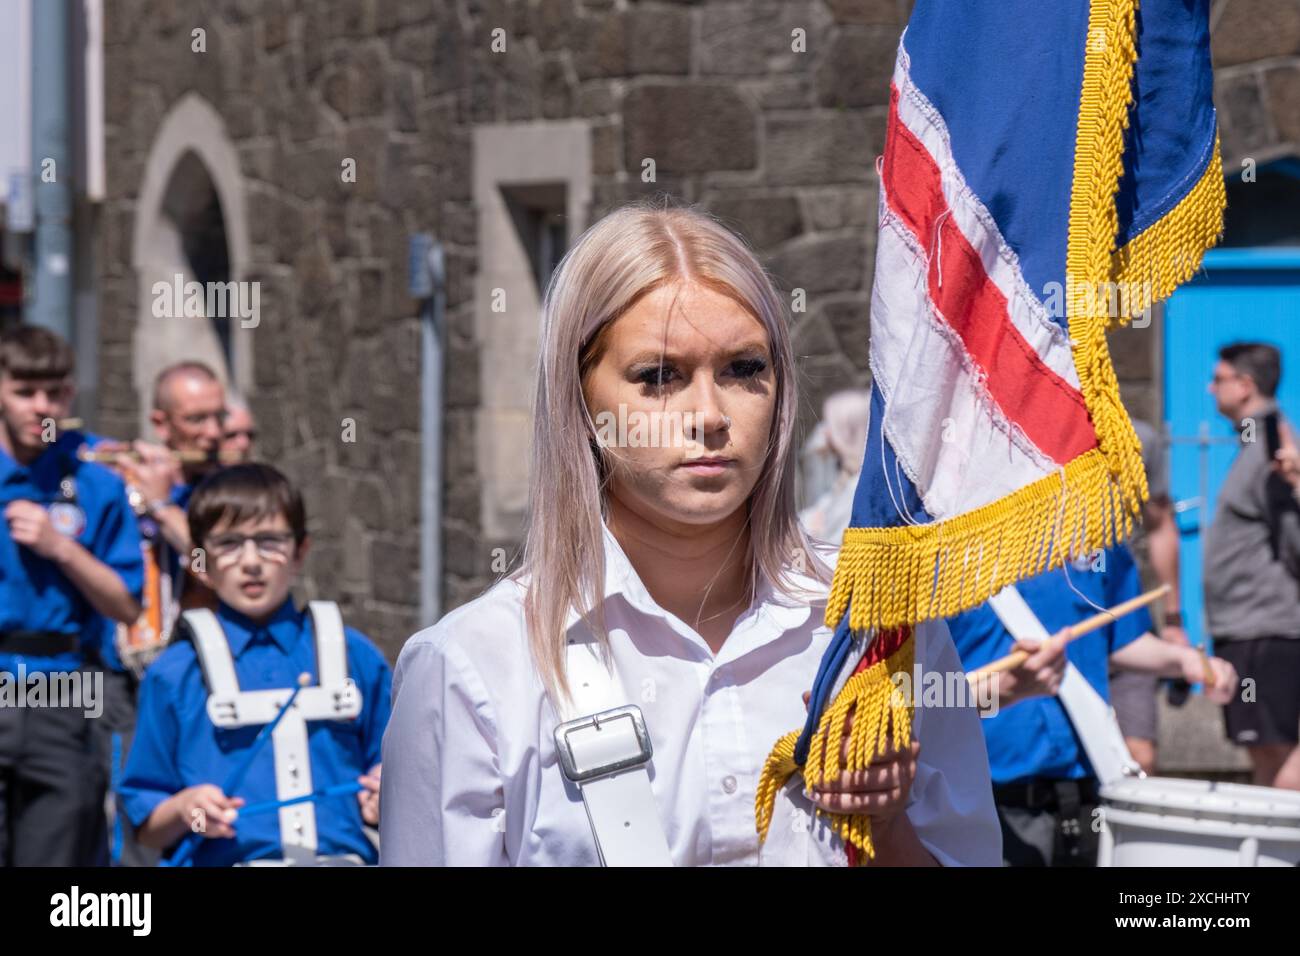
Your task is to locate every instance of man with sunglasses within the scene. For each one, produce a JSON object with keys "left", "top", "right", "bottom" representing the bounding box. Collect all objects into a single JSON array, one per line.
[{"left": 1205, "top": 342, "right": 1300, "bottom": 791}]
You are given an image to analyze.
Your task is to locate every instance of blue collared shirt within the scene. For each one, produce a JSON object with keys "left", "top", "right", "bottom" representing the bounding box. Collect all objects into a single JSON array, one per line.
[
  {"left": 119, "top": 599, "right": 393, "bottom": 866},
  {"left": 0, "top": 431, "right": 144, "bottom": 674},
  {"left": 945, "top": 545, "right": 1151, "bottom": 784}
]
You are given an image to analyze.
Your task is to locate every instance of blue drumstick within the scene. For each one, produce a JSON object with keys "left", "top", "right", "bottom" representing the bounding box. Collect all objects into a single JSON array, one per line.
[
  {"left": 165, "top": 673, "right": 311, "bottom": 867},
  {"left": 236, "top": 781, "right": 364, "bottom": 817}
]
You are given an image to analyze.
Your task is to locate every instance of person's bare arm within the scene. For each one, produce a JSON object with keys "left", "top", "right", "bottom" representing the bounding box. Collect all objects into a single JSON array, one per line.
[
  {"left": 126, "top": 441, "right": 193, "bottom": 555},
  {"left": 5, "top": 501, "right": 140, "bottom": 623},
  {"left": 967, "top": 635, "right": 1067, "bottom": 714},
  {"left": 147, "top": 502, "right": 192, "bottom": 556},
  {"left": 1110, "top": 633, "right": 1236, "bottom": 703},
  {"left": 986, "top": 636, "right": 1067, "bottom": 709},
  {"left": 1143, "top": 496, "right": 1188, "bottom": 645}
]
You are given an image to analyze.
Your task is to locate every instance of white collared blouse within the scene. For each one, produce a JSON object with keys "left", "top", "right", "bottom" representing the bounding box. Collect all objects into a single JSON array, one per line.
[{"left": 379, "top": 528, "right": 1000, "bottom": 866}]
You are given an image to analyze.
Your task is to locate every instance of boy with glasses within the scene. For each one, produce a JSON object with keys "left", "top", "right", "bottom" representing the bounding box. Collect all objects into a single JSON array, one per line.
[{"left": 119, "top": 463, "right": 391, "bottom": 865}]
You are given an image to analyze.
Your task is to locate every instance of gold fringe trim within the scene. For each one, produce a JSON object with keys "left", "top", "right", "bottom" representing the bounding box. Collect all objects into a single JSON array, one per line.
[
  {"left": 756, "top": 633, "right": 915, "bottom": 863},
  {"left": 1109, "top": 137, "right": 1226, "bottom": 322},
  {"left": 825, "top": 447, "right": 1136, "bottom": 631},
  {"left": 1060, "top": 0, "right": 1147, "bottom": 622}
]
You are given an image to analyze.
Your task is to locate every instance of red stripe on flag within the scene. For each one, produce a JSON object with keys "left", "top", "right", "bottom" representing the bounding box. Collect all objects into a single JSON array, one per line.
[{"left": 881, "top": 86, "right": 1097, "bottom": 465}]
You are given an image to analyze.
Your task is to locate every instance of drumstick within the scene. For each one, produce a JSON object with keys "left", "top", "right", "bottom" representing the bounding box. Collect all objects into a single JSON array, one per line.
[
  {"left": 56, "top": 417, "right": 84, "bottom": 430},
  {"left": 1198, "top": 647, "right": 1217, "bottom": 687},
  {"left": 966, "top": 584, "right": 1170, "bottom": 683},
  {"left": 166, "top": 674, "right": 311, "bottom": 867},
  {"left": 236, "top": 781, "right": 365, "bottom": 818}
]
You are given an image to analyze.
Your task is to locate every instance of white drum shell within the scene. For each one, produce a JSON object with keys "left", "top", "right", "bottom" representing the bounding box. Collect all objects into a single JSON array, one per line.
[{"left": 1099, "top": 777, "right": 1300, "bottom": 867}]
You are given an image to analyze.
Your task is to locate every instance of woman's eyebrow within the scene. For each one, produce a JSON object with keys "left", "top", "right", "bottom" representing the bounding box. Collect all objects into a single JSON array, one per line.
[
  {"left": 623, "top": 349, "right": 681, "bottom": 367},
  {"left": 622, "top": 341, "right": 770, "bottom": 366},
  {"left": 725, "top": 341, "right": 770, "bottom": 358}
]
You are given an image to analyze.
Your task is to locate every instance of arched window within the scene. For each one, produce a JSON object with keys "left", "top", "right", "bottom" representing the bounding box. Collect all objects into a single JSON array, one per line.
[{"left": 132, "top": 93, "right": 251, "bottom": 430}]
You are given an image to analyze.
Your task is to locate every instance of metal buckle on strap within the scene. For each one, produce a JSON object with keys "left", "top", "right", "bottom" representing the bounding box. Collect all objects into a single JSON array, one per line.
[{"left": 554, "top": 704, "right": 653, "bottom": 784}]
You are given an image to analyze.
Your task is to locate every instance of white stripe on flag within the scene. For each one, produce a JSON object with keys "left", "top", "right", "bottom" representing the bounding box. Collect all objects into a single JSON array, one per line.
[
  {"left": 869, "top": 210, "right": 1057, "bottom": 521},
  {"left": 891, "top": 47, "right": 1081, "bottom": 392}
]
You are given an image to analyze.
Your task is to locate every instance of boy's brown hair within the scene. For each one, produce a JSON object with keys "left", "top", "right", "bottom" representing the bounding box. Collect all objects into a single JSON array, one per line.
[
  {"left": 188, "top": 463, "right": 307, "bottom": 549},
  {"left": 0, "top": 325, "right": 75, "bottom": 381}
]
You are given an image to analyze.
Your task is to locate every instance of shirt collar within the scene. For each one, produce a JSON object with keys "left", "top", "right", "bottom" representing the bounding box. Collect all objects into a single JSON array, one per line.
[
  {"left": 593, "top": 523, "right": 819, "bottom": 653},
  {"left": 0, "top": 430, "right": 82, "bottom": 485},
  {"left": 216, "top": 599, "right": 303, "bottom": 656}
]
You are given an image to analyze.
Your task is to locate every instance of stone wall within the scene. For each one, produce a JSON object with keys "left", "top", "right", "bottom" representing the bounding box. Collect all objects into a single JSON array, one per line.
[{"left": 96, "top": 0, "right": 1297, "bottom": 660}]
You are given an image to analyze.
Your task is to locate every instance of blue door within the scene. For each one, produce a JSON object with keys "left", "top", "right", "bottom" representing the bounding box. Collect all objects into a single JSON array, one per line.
[{"left": 1162, "top": 248, "right": 1300, "bottom": 650}]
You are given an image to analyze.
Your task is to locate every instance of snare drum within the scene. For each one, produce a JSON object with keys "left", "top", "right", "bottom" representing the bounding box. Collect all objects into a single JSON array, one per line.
[
  {"left": 234, "top": 854, "right": 369, "bottom": 867},
  {"left": 1099, "top": 777, "right": 1300, "bottom": 866}
]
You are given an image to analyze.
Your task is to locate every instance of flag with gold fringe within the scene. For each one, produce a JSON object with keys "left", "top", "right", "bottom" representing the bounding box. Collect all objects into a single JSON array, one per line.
[{"left": 758, "top": 0, "right": 1224, "bottom": 864}]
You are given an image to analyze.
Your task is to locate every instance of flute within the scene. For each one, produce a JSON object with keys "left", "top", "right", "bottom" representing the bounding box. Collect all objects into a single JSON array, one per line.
[{"left": 76, "top": 445, "right": 242, "bottom": 465}]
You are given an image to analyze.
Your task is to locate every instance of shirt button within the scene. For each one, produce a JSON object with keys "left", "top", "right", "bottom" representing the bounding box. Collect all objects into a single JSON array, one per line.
[{"left": 722, "top": 775, "right": 737, "bottom": 794}]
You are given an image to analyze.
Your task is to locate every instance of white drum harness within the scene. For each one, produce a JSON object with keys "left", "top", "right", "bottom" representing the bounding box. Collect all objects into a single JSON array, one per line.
[{"left": 182, "top": 602, "right": 363, "bottom": 864}]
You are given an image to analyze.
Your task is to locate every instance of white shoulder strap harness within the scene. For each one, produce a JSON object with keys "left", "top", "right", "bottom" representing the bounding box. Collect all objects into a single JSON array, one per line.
[
  {"left": 552, "top": 636, "right": 673, "bottom": 866},
  {"left": 987, "top": 585, "right": 1142, "bottom": 784},
  {"left": 183, "top": 601, "right": 363, "bottom": 864}
]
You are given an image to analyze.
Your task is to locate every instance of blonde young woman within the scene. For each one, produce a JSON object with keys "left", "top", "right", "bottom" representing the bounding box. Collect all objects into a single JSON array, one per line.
[{"left": 379, "top": 204, "right": 999, "bottom": 866}]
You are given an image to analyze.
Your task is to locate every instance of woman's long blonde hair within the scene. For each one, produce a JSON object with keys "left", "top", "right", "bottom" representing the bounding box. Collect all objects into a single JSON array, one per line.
[{"left": 520, "top": 201, "right": 830, "bottom": 706}]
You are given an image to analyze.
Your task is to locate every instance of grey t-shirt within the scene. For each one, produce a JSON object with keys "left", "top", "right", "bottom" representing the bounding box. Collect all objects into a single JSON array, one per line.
[
  {"left": 1132, "top": 419, "right": 1169, "bottom": 502},
  {"left": 1203, "top": 401, "right": 1300, "bottom": 641}
]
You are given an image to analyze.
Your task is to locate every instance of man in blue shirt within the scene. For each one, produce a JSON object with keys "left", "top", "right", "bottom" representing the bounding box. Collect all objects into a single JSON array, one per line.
[
  {"left": 949, "top": 544, "right": 1236, "bottom": 866},
  {"left": 0, "top": 325, "right": 144, "bottom": 866},
  {"left": 120, "top": 463, "right": 391, "bottom": 865}
]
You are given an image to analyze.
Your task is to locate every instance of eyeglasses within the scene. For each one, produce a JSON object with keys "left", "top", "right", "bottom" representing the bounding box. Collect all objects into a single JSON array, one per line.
[
  {"left": 206, "top": 532, "right": 295, "bottom": 564},
  {"left": 181, "top": 410, "right": 225, "bottom": 427}
]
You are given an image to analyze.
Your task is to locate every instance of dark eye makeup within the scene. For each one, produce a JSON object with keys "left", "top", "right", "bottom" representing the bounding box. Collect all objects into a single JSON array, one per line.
[
  {"left": 633, "top": 364, "right": 677, "bottom": 389},
  {"left": 628, "top": 354, "right": 769, "bottom": 393},
  {"left": 730, "top": 356, "right": 768, "bottom": 378}
]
